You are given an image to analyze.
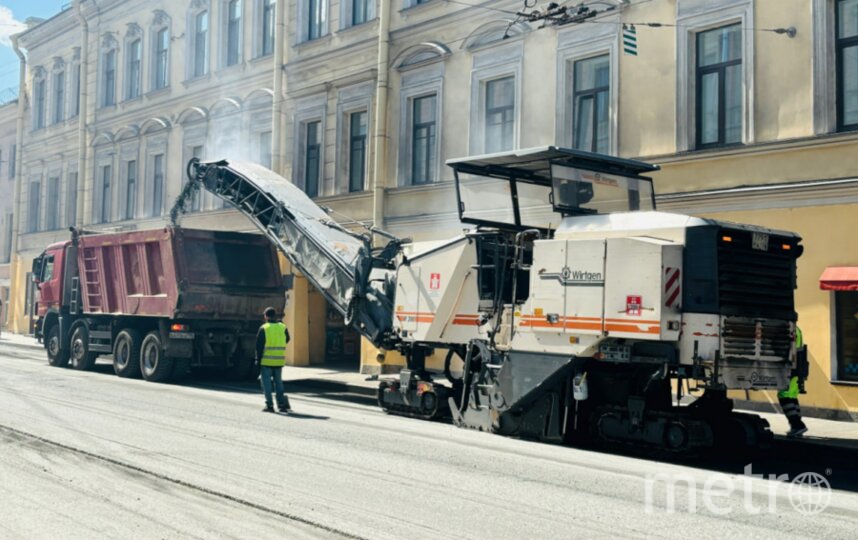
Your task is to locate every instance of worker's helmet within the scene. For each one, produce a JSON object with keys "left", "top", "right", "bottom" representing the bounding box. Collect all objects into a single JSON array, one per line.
[{"left": 264, "top": 307, "right": 277, "bottom": 320}]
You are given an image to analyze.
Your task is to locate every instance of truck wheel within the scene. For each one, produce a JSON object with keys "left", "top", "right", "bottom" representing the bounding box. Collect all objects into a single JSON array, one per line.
[
  {"left": 113, "top": 329, "right": 142, "bottom": 378},
  {"left": 69, "top": 326, "right": 98, "bottom": 371},
  {"left": 46, "top": 325, "right": 69, "bottom": 368},
  {"left": 140, "top": 331, "right": 175, "bottom": 383}
]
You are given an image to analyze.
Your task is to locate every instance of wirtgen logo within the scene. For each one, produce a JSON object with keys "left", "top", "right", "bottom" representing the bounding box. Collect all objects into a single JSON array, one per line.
[{"left": 644, "top": 465, "right": 831, "bottom": 515}]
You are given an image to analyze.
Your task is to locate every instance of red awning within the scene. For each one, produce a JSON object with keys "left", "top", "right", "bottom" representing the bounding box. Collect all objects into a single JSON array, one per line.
[{"left": 819, "top": 267, "right": 858, "bottom": 291}]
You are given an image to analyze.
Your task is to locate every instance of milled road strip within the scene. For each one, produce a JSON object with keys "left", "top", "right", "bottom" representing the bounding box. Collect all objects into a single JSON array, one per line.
[{"left": 0, "top": 424, "right": 365, "bottom": 540}]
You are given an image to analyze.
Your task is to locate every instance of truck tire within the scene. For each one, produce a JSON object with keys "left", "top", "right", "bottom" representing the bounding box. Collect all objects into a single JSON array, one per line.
[
  {"left": 46, "top": 325, "right": 69, "bottom": 368},
  {"left": 113, "top": 329, "right": 142, "bottom": 378},
  {"left": 69, "top": 325, "right": 98, "bottom": 371},
  {"left": 140, "top": 331, "right": 175, "bottom": 383}
]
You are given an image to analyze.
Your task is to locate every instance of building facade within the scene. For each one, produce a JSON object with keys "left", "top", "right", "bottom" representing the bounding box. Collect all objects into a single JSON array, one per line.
[
  {"left": 0, "top": 100, "right": 18, "bottom": 327},
  {"left": 7, "top": 0, "right": 858, "bottom": 417}
]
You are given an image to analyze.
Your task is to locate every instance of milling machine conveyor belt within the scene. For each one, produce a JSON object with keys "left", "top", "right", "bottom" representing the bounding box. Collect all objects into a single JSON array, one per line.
[{"left": 182, "top": 159, "right": 393, "bottom": 347}]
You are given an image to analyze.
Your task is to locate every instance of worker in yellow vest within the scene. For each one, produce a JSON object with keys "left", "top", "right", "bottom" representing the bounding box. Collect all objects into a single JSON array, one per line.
[
  {"left": 778, "top": 326, "right": 807, "bottom": 437},
  {"left": 256, "top": 306, "right": 291, "bottom": 413}
]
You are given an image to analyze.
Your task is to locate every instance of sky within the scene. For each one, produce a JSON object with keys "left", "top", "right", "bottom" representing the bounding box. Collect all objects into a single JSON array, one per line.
[{"left": 0, "top": 2, "right": 66, "bottom": 103}]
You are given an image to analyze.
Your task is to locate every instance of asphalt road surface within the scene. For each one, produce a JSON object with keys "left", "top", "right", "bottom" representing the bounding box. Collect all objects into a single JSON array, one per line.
[{"left": 2, "top": 341, "right": 858, "bottom": 540}]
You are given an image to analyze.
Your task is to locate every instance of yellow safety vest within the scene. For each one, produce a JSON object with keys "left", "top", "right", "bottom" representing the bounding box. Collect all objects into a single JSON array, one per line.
[
  {"left": 261, "top": 322, "right": 287, "bottom": 367},
  {"left": 778, "top": 326, "right": 804, "bottom": 399}
]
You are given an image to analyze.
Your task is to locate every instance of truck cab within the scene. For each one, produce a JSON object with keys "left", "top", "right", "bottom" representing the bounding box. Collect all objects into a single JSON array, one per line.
[{"left": 32, "top": 241, "right": 74, "bottom": 340}]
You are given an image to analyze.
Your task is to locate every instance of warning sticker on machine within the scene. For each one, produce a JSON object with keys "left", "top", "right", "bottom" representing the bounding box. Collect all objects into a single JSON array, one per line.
[
  {"left": 429, "top": 273, "right": 441, "bottom": 293},
  {"left": 626, "top": 295, "right": 642, "bottom": 316}
]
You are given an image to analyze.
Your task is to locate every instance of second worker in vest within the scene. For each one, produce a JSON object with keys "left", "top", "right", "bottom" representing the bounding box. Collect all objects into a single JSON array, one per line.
[
  {"left": 256, "top": 307, "right": 292, "bottom": 413},
  {"left": 778, "top": 326, "right": 808, "bottom": 438}
]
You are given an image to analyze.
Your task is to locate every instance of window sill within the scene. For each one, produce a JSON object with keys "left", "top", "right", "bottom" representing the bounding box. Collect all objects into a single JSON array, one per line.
[
  {"left": 215, "top": 62, "right": 247, "bottom": 78},
  {"left": 399, "top": 0, "right": 443, "bottom": 16},
  {"left": 293, "top": 34, "right": 333, "bottom": 50},
  {"left": 122, "top": 95, "right": 144, "bottom": 106},
  {"left": 830, "top": 379, "right": 858, "bottom": 387},
  {"left": 336, "top": 18, "right": 379, "bottom": 36},
  {"left": 182, "top": 73, "right": 212, "bottom": 88},
  {"left": 250, "top": 52, "right": 274, "bottom": 65},
  {"left": 389, "top": 179, "right": 453, "bottom": 193},
  {"left": 146, "top": 86, "right": 171, "bottom": 99}
]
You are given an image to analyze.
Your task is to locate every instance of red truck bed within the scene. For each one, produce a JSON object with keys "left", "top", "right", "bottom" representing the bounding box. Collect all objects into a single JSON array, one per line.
[{"left": 77, "top": 227, "right": 283, "bottom": 320}]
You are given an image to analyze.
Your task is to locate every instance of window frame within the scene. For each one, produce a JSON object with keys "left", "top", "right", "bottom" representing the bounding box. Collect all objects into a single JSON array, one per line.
[
  {"left": 396, "top": 60, "right": 444, "bottom": 187},
  {"left": 27, "top": 179, "right": 41, "bottom": 233},
  {"left": 149, "top": 153, "right": 166, "bottom": 218},
  {"left": 675, "top": 0, "right": 754, "bottom": 152},
  {"left": 66, "top": 170, "right": 78, "bottom": 228},
  {"left": 99, "top": 164, "right": 113, "bottom": 224},
  {"left": 571, "top": 54, "right": 611, "bottom": 154},
  {"left": 33, "top": 73, "right": 47, "bottom": 130},
  {"left": 301, "top": 0, "right": 327, "bottom": 42},
  {"left": 468, "top": 42, "right": 522, "bottom": 155},
  {"left": 102, "top": 47, "right": 117, "bottom": 108},
  {"left": 259, "top": 0, "right": 276, "bottom": 57},
  {"left": 224, "top": 0, "right": 243, "bottom": 67},
  {"left": 833, "top": 290, "right": 858, "bottom": 382},
  {"left": 123, "top": 159, "right": 138, "bottom": 220},
  {"left": 836, "top": 0, "right": 858, "bottom": 132},
  {"left": 153, "top": 26, "right": 170, "bottom": 91},
  {"left": 189, "top": 9, "right": 211, "bottom": 79},
  {"left": 45, "top": 175, "right": 60, "bottom": 231},
  {"left": 482, "top": 75, "right": 516, "bottom": 154},
  {"left": 303, "top": 120, "right": 322, "bottom": 198},
  {"left": 694, "top": 24, "right": 744, "bottom": 149},
  {"left": 348, "top": 110, "right": 368, "bottom": 193},
  {"left": 126, "top": 37, "right": 143, "bottom": 101},
  {"left": 52, "top": 69, "right": 65, "bottom": 125}
]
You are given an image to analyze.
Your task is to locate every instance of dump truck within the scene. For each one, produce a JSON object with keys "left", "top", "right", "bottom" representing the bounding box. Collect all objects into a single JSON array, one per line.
[
  {"left": 178, "top": 147, "right": 807, "bottom": 451},
  {"left": 32, "top": 227, "right": 285, "bottom": 382}
]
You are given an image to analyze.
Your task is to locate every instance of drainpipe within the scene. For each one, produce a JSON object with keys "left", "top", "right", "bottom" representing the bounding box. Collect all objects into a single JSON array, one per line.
[
  {"left": 271, "top": 0, "right": 287, "bottom": 173},
  {"left": 371, "top": 0, "right": 391, "bottom": 235},
  {"left": 9, "top": 35, "right": 28, "bottom": 333},
  {"left": 74, "top": 0, "right": 90, "bottom": 227}
]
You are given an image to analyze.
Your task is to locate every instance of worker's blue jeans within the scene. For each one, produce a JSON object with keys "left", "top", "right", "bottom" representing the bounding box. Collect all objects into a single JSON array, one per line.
[{"left": 260, "top": 366, "right": 288, "bottom": 408}]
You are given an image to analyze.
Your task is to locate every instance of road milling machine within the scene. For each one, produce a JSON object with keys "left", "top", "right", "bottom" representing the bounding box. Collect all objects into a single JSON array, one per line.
[{"left": 182, "top": 147, "right": 806, "bottom": 451}]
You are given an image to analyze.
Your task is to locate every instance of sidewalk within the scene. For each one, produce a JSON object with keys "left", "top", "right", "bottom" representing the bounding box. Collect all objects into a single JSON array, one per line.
[{"left": 2, "top": 331, "right": 857, "bottom": 448}]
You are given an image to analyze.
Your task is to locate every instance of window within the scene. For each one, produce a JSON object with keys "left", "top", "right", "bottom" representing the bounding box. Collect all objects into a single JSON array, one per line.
[
  {"left": 72, "top": 63, "right": 81, "bottom": 117},
  {"left": 353, "top": 0, "right": 369, "bottom": 25},
  {"left": 34, "top": 78, "right": 46, "bottom": 129},
  {"left": 103, "top": 49, "right": 116, "bottom": 107},
  {"left": 28, "top": 181, "right": 40, "bottom": 233},
  {"left": 696, "top": 24, "right": 743, "bottom": 148},
  {"left": 0, "top": 151, "right": 3, "bottom": 178},
  {"left": 194, "top": 11, "right": 210, "bottom": 77},
  {"left": 9, "top": 144, "right": 15, "bottom": 179},
  {"left": 52, "top": 71, "right": 65, "bottom": 124},
  {"left": 261, "top": 0, "right": 275, "bottom": 56},
  {"left": 348, "top": 111, "right": 367, "bottom": 192},
  {"left": 307, "top": 0, "right": 325, "bottom": 40},
  {"left": 838, "top": 0, "right": 858, "bottom": 131},
  {"left": 154, "top": 27, "right": 170, "bottom": 90},
  {"left": 151, "top": 154, "right": 165, "bottom": 217},
  {"left": 66, "top": 172, "right": 78, "bottom": 227},
  {"left": 411, "top": 94, "right": 436, "bottom": 185},
  {"left": 258, "top": 131, "right": 272, "bottom": 168},
  {"left": 127, "top": 39, "right": 142, "bottom": 100},
  {"left": 484, "top": 76, "right": 515, "bottom": 154},
  {"left": 573, "top": 55, "right": 610, "bottom": 154},
  {"left": 226, "top": 0, "right": 242, "bottom": 66},
  {"left": 304, "top": 120, "right": 321, "bottom": 197},
  {"left": 46, "top": 177, "right": 60, "bottom": 230},
  {"left": 100, "top": 165, "right": 112, "bottom": 223},
  {"left": 4, "top": 213, "right": 12, "bottom": 262},
  {"left": 835, "top": 291, "right": 858, "bottom": 381},
  {"left": 125, "top": 160, "right": 137, "bottom": 220}
]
